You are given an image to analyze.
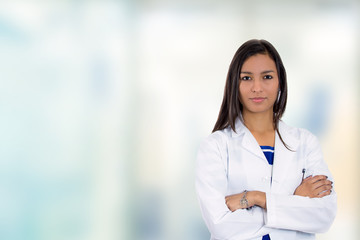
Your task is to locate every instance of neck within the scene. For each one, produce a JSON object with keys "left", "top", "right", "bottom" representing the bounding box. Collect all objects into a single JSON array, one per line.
[{"left": 242, "top": 111, "right": 274, "bottom": 133}]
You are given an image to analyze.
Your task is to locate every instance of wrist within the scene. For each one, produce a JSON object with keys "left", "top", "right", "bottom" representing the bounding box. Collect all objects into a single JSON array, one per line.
[
  {"left": 240, "top": 190, "right": 250, "bottom": 209},
  {"left": 253, "top": 191, "right": 266, "bottom": 209}
]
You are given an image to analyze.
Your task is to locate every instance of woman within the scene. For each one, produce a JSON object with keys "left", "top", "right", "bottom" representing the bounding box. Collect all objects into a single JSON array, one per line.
[{"left": 195, "top": 39, "right": 336, "bottom": 240}]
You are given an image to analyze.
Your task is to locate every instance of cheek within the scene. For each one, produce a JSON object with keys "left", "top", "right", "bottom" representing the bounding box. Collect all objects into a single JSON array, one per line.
[
  {"left": 270, "top": 87, "right": 279, "bottom": 98},
  {"left": 239, "top": 82, "right": 249, "bottom": 95},
  {"left": 238, "top": 86, "right": 247, "bottom": 102},
  {"left": 267, "top": 82, "right": 279, "bottom": 98}
]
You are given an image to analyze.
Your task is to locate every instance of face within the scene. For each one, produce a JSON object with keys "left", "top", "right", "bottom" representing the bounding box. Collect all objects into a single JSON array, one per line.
[{"left": 239, "top": 53, "right": 279, "bottom": 116}]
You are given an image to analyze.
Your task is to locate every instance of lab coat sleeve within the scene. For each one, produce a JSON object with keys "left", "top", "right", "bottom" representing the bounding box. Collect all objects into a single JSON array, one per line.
[
  {"left": 265, "top": 132, "right": 337, "bottom": 233},
  {"left": 195, "top": 133, "right": 265, "bottom": 239}
]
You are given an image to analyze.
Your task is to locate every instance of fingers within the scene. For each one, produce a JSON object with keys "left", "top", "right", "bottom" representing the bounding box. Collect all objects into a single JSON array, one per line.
[
  {"left": 302, "top": 175, "right": 312, "bottom": 182},
  {"left": 313, "top": 184, "right": 332, "bottom": 196},
  {"left": 313, "top": 179, "right": 332, "bottom": 190},
  {"left": 302, "top": 175, "right": 319, "bottom": 183},
  {"left": 228, "top": 206, "right": 236, "bottom": 212},
  {"left": 307, "top": 178, "right": 333, "bottom": 198},
  {"left": 297, "top": 174, "right": 333, "bottom": 198},
  {"left": 225, "top": 198, "right": 235, "bottom": 212},
  {"left": 225, "top": 194, "right": 236, "bottom": 203},
  {"left": 225, "top": 194, "right": 243, "bottom": 212},
  {"left": 307, "top": 175, "right": 328, "bottom": 183},
  {"left": 317, "top": 189, "right": 332, "bottom": 198}
]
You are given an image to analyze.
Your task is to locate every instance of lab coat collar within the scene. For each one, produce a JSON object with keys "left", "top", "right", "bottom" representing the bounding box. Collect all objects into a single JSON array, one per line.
[
  {"left": 230, "top": 117, "right": 299, "bottom": 150},
  {"left": 276, "top": 121, "right": 300, "bottom": 150},
  {"left": 230, "top": 116, "right": 246, "bottom": 138},
  {"left": 230, "top": 117, "right": 300, "bottom": 164},
  {"left": 231, "top": 117, "right": 266, "bottom": 161}
]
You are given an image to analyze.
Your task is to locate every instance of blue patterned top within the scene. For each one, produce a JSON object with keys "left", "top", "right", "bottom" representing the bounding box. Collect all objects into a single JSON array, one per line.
[{"left": 260, "top": 145, "right": 274, "bottom": 165}]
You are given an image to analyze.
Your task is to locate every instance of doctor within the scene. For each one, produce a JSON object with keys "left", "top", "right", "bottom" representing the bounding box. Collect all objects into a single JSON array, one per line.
[{"left": 195, "top": 39, "right": 336, "bottom": 240}]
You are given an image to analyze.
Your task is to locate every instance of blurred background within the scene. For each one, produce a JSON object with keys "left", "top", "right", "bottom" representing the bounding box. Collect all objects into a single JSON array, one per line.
[{"left": 0, "top": 0, "right": 358, "bottom": 239}]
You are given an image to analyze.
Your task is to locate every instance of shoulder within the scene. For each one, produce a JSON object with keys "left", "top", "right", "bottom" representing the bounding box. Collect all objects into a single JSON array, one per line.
[
  {"left": 196, "top": 128, "right": 232, "bottom": 170},
  {"left": 200, "top": 127, "right": 232, "bottom": 149},
  {"left": 197, "top": 125, "right": 237, "bottom": 161},
  {"left": 279, "top": 121, "right": 320, "bottom": 145}
]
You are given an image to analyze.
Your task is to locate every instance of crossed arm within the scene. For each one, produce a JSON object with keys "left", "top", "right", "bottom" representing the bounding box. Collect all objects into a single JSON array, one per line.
[
  {"left": 225, "top": 175, "right": 333, "bottom": 211},
  {"left": 196, "top": 132, "right": 336, "bottom": 238}
]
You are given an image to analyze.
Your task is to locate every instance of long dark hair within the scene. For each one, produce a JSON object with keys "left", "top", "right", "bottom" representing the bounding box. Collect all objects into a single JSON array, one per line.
[{"left": 212, "top": 39, "right": 290, "bottom": 149}]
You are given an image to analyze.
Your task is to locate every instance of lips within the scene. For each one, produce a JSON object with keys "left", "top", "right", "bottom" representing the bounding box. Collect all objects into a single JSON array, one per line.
[{"left": 250, "top": 97, "right": 266, "bottom": 103}]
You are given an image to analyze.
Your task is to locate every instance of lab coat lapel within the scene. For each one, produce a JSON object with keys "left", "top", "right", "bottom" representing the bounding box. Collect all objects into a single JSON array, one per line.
[
  {"left": 272, "top": 121, "right": 300, "bottom": 191},
  {"left": 231, "top": 118, "right": 266, "bottom": 161},
  {"left": 241, "top": 131, "right": 267, "bottom": 161}
]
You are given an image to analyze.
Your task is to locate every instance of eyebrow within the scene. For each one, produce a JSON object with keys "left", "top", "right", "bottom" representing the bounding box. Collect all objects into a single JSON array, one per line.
[{"left": 240, "top": 70, "right": 275, "bottom": 74}]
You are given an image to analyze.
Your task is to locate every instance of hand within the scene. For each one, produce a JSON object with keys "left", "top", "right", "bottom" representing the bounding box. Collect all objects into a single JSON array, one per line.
[
  {"left": 294, "top": 175, "right": 333, "bottom": 198},
  {"left": 225, "top": 192, "right": 250, "bottom": 212},
  {"left": 225, "top": 191, "right": 266, "bottom": 212}
]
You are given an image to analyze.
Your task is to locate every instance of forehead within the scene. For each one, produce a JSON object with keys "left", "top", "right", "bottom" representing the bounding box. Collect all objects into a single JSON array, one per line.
[{"left": 241, "top": 54, "right": 277, "bottom": 72}]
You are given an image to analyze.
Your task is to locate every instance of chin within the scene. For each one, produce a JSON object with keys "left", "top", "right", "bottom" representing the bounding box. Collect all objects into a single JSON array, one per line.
[{"left": 245, "top": 108, "right": 273, "bottom": 115}]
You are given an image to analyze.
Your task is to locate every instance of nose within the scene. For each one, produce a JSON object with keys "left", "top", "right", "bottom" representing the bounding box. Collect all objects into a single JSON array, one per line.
[{"left": 251, "top": 78, "right": 263, "bottom": 93}]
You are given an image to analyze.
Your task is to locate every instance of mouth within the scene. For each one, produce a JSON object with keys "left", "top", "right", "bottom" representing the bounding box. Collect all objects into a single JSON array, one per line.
[{"left": 250, "top": 97, "right": 266, "bottom": 103}]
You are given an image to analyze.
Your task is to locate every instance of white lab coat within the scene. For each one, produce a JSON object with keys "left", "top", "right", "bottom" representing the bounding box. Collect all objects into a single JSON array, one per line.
[{"left": 195, "top": 118, "right": 337, "bottom": 240}]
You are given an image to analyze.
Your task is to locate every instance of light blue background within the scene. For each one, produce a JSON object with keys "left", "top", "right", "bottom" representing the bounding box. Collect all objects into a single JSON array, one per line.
[{"left": 0, "top": 1, "right": 358, "bottom": 239}]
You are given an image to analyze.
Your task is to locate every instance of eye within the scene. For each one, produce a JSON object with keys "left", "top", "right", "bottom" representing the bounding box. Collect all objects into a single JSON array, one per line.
[
  {"left": 264, "top": 75, "right": 273, "bottom": 79},
  {"left": 241, "top": 76, "right": 251, "bottom": 81}
]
